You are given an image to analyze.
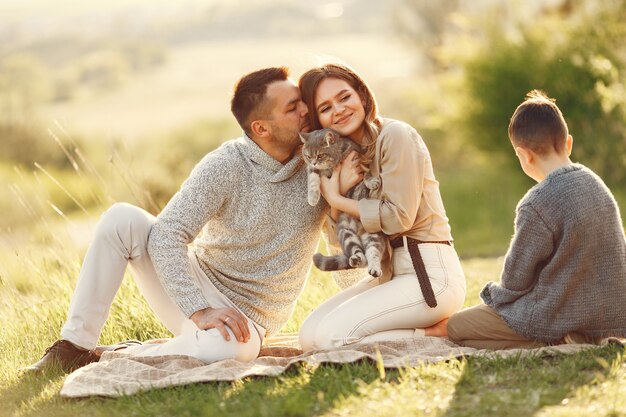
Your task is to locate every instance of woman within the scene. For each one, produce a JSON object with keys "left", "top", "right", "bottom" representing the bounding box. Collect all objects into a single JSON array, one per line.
[{"left": 298, "top": 63, "right": 466, "bottom": 351}]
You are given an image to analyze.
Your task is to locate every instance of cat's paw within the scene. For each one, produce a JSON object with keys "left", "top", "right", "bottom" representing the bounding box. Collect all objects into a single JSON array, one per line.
[
  {"left": 368, "top": 265, "right": 383, "bottom": 278},
  {"left": 308, "top": 192, "right": 320, "bottom": 206},
  {"left": 364, "top": 176, "right": 381, "bottom": 191},
  {"left": 349, "top": 252, "right": 367, "bottom": 268}
]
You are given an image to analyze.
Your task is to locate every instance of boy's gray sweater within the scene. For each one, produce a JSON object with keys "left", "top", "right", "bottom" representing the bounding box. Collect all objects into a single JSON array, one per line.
[
  {"left": 481, "top": 164, "right": 626, "bottom": 342},
  {"left": 147, "top": 135, "right": 329, "bottom": 336}
]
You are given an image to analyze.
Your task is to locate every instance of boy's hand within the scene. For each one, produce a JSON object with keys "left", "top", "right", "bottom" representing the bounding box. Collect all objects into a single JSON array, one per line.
[{"left": 190, "top": 307, "right": 250, "bottom": 343}]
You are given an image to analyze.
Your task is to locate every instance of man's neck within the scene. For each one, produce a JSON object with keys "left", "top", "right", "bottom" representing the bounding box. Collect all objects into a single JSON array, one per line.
[{"left": 248, "top": 135, "right": 296, "bottom": 165}]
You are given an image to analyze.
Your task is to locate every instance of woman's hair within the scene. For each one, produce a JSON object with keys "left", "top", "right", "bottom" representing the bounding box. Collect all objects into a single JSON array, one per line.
[{"left": 299, "top": 63, "right": 382, "bottom": 164}]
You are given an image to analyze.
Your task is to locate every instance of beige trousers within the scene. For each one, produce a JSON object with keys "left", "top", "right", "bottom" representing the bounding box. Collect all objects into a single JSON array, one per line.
[
  {"left": 299, "top": 242, "right": 466, "bottom": 351},
  {"left": 447, "top": 303, "right": 546, "bottom": 349},
  {"left": 60, "top": 203, "right": 264, "bottom": 363}
]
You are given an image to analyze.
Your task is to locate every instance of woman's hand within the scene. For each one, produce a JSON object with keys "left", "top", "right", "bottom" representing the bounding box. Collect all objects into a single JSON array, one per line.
[
  {"left": 321, "top": 151, "right": 363, "bottom": 204},
  {"left": 338, "top": 151, "right": 364, "bottom": 195},
  {"left": 321, "top": 152, "right": 363, "bottom": 220}
]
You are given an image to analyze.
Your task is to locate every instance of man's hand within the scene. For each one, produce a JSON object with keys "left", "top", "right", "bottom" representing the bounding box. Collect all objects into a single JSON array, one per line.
[{"left": 190, "top": 307, "right": 251, "bottom": 343}]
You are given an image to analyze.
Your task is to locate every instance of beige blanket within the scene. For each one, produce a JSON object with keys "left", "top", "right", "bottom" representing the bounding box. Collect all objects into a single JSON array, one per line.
[{"left": 60, "top": 334, "right": 593, "bottom": 398}]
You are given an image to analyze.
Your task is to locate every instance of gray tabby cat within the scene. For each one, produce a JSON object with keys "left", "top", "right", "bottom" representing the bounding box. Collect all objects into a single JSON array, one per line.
[{"left": 300, "top": 128, "right": 387, "bottom": 278}]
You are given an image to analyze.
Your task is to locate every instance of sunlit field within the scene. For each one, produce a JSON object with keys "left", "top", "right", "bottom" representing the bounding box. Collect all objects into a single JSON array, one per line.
[
  {"left": 2, "top": 0, "right": 626, "bottom": 416},
  {"left": 2, "top": 234, "right": 625, "bottom": 417}
]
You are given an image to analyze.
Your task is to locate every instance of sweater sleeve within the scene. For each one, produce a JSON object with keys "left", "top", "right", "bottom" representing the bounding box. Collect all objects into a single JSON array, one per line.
[
  {"left": 480, "top": 204, "right": 555, "bottom": 307},
  {"left": 147, "top": 153, "right": 231, "bottom": 318},
  {"left": 358, "top": 124, "right": 425, "bottom": 235}
]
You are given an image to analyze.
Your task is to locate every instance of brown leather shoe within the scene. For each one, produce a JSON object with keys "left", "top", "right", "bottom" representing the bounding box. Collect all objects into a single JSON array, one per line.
[{"left": 22, "top": 339, "right": 99, "bottom": 374}]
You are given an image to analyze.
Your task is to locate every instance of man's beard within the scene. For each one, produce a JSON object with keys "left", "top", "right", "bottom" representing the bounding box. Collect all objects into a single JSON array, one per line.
[{"left": 272, "top": 125, "right": 301, "bottom": 151}]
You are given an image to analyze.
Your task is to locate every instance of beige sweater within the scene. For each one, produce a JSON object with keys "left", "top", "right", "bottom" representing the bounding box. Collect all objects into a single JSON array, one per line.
[{"left": 327, "top": 118, "right": 453, "bottom": 282}]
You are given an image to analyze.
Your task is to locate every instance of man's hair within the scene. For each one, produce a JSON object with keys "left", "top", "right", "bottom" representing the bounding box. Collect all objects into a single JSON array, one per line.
[
  {"left": 230, "top": 67, "right": 290, "bottom": 135},
  {"left": 508, "top": 89, "right": 569, "bottom": 154}
]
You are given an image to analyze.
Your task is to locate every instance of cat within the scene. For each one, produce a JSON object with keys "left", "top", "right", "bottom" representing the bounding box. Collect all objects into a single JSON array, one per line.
[{"left": 300, "top": 128, "right": 387, "bottom": 278}]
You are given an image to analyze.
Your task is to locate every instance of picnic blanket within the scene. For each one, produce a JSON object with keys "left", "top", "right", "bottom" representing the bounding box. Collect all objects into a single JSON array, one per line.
[{"left": 60, "top": 333, "right": 595, "bottom": 398}]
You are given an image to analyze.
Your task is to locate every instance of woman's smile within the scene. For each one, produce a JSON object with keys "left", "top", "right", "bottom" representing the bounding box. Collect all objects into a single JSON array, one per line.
[
  {"left": 334, "top": 112, "right": 353, "bottom": 126},
  {"left": 314, "top": 77, "right": 366, "bottom": 141}
]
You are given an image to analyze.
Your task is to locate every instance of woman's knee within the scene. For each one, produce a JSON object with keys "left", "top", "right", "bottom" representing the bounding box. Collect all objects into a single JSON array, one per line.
[
  {"left": 299, "top": 316, "right": 320, "bottom": 352},
  {"left": 311, "top": 317, "right": 348, "bottom": 351}
]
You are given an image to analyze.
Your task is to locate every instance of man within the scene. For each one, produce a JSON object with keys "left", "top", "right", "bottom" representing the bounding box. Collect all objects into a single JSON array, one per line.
[{"left": 24, "top": 67, "right": 329, "bottom": 372}]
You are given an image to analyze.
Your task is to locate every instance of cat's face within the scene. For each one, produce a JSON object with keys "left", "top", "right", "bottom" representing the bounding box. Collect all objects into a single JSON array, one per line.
[{"left": 300, "top": 129, "right": 344, "bottom": 170}]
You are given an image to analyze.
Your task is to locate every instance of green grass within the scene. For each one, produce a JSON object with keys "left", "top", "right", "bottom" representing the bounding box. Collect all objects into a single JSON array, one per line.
[
  {"left": 1, "top": 119, "right": 625, "bottom": 417},
  {"left": 1, "top": 239, "right": 625, "bottom": 417}
]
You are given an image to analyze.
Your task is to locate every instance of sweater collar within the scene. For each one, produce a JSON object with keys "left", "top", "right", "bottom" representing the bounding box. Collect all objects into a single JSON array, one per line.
[
  {"left": 545, "top": 163, "right": 583, "bottom": 182},
  {"left": 239, "top": 134, "right": 304, "bottom": 183}
]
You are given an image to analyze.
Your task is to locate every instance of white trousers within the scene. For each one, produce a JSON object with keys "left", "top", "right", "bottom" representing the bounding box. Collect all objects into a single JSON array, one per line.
[
  {"left": 299, "top": 242, "right": 466, "bottom": 351},
  {"left": 60, "top": 203, "right": 264, "bottom": 363}
]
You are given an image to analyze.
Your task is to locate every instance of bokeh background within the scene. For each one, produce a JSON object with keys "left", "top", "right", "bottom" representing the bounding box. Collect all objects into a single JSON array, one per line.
[{"left": 1, "top": 0, "right": 625, "bottom": 260}]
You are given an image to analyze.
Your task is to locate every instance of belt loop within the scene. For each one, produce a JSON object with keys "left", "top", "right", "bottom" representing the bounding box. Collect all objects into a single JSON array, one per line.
[{"left": 402, "top": 235, "right": 408, "bottom": 249}]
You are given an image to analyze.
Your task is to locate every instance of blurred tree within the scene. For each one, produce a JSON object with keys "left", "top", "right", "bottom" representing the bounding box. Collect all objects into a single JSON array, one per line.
[
  {"left": 76, "top": 50, "right": 130, "bottom": 91},
  {"left": 399, "top": 0, "right": 626, "bottom": 186},
  {"left": 460, "top": 1, "right": 626, "bottom": 186},
  {"left": 0, "top": 53, "right": 51, "bottom": 123},
  {"left": 393, "top": 0, "right": 458, "bottom": 69}
]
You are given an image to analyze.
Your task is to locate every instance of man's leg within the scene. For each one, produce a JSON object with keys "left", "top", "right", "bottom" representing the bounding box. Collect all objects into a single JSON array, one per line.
[
  {"left": 447, "top": 304, "right": 546, "bottom": 349},
  {"left": 24, "top": 203, "right": 193, "bottom": 373},
  {"left": 122, "top": 253, "right": 265, "bottom": 363},
  {"left": 61, "top": 202, "right": 192, "bottom": 349}
]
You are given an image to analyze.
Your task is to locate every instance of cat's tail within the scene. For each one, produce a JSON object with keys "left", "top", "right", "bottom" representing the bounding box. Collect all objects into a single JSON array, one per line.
[{"left": 313, "top": 253, "right": 354, "bottom": 271}]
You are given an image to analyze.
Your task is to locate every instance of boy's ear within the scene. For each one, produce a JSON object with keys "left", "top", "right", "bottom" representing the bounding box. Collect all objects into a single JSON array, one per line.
[
  {"left": 566, "top": 134, "right": 573, "bottom": 156},
  {"left": 515, "top": 146, "right": 534, "bottom": 165}
]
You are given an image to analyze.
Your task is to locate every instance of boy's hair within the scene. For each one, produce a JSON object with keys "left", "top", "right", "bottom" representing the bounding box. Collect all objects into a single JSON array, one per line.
[
  {"left": 508, "top": 89, "right": 569, "bottom": 154},
  {"left": 230, "top": 67, "right": 290, "bottom": 135}
]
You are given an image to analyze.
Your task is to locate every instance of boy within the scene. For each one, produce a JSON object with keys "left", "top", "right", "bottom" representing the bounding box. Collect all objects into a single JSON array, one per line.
[{"left": 446, "top": 89, "right": 626, "bottom": 349}]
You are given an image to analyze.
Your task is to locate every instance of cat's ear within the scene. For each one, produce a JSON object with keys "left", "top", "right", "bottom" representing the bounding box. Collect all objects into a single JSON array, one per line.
[
  {"left": 299, "top": 131, "right": 309, "bottom": 143},
  {"left": 323, "top": 130, "right": 336, "bottom": 147}
]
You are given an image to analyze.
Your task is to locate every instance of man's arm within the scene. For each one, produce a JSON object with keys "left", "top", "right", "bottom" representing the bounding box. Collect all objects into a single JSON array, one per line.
[{"left": 147, "top": 152, "right": 250, "bottom": 342}]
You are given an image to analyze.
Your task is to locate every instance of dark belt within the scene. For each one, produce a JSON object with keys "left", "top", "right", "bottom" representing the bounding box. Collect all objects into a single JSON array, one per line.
[{"left": 390, "top": 237, "right": 451, "bottom": 308}]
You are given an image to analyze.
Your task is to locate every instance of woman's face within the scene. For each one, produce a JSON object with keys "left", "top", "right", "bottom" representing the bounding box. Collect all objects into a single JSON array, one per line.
[{"left": 314, "top": 77, "right": 366, "bottom": 142}]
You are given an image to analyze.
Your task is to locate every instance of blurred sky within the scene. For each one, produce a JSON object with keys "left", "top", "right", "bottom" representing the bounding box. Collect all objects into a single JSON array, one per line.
[
  {"left": 1, "top": 0, "right": 424, "bottom": 140},
  {"left": 0, "top": 0, "right": 563, "bottom": 141}
]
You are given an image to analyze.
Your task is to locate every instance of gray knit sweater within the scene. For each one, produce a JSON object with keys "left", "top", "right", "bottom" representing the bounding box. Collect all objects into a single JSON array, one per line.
[
  {"left": 147, "top": 135, "right": 328, "bottom": 335},
  {"left": 481, "top": 164, "right": 626, "bottom": 342}
]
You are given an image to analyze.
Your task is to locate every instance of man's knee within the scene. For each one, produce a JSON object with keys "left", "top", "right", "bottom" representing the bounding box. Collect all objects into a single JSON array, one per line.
[
  {"left": 101, "top": 202, "right": 149, "bottom": 225},
  {"left": 96, "top": 203, "right": 153, "bottom": 239},
  {"left": 195, "top": 328, "right": 260, "bottom": 363}
]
